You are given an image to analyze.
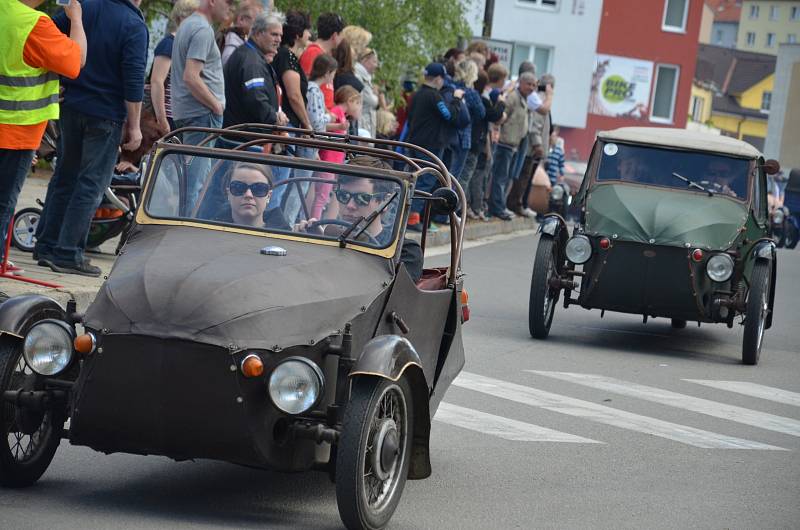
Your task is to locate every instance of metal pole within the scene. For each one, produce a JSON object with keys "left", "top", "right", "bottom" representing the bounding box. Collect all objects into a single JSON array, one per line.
[{"left": 483, "top": 0, "right": 495, "bottom": 38}]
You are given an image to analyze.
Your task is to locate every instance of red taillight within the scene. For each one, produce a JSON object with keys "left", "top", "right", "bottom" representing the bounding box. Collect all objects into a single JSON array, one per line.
[
  {"left": 599, "top": 237, "right": 610, "bottom": 250},
  {"left": 692, "top": 249, "right": 704, "bottom": 262},
  {"left": 461, "top": 289, "right": 470, "bottom": 323}
]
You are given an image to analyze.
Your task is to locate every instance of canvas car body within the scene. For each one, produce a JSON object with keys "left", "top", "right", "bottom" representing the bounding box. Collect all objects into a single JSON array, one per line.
[
  {"left": 0, "top": 126, "right": 468, "bottom": 530},
  {"left": 528, "top": 127, "right": 780, "bottom": 365}
]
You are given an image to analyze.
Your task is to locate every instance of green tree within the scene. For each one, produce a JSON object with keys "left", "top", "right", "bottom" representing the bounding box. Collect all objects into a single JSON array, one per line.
[{"left": 275, "top": 0, "right": 473, "bottom": 103}]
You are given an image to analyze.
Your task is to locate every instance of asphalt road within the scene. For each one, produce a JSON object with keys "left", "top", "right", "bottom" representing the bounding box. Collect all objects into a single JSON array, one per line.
[{"left": 2, "top": 233, "right": 799, "bottom": 529}]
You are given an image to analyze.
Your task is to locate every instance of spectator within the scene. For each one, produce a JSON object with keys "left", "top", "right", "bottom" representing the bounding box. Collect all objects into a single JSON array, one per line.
[
  {"left": 448, "top": 59, "right": 483, "bottom": 180},
  {"left": 488, "top": 71, "right": 535, "bottom": 221},
  {"left": 339, "top": 25, "right": 372, "bottom": 61},
  {"left": 403, "top": 63, "right": 463, "bottom": 231},
  {"left": 375, "top": 109, "right": 398, "bottom": 141},
  {"left": 334, "top": 85, "right": 363, "bottom": 136},
  {"left": 466, "top": 40, "right": 489, "bottom": 69},
  {"left": 546, "top": 126, "right": 565, "bottom": 185},
  {"left": 299, "top": 11, "right": 344, "bottom": 109},
  {"left": 34, "top": 0, "right": 146, "bottom": 277},
  {"left": 0, "top": 0, "right": 85, "bottom": 273},
  {"left": 333, "top": 39, "right": 364, "bottom": 93},
  {"left": 221, "top": 0, "right": 260, "bottom": 66},
  {"left": 355, "top": 48, "right": 381, "bottom": 137},
  {"left": 222, "top": 12, "right": 287, "bottom": 130},
  {"left": 171, "top": 0, "right": 231, "bottom": 210},
  {"left": 150, "top": 0, "right": 198, "bottom": 136}
]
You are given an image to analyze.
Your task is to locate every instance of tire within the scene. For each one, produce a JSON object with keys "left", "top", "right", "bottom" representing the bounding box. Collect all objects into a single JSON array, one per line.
[
  {"left": 742, "top": 261, "right": 771, "bottom": 365},
  {"left": 671, "top": 319, "right": 687, "bottom": 329},
  {"left": 785, "top": 223, "right": 799, "bottom": 250},
  {"left": 529, "top": 237, "right": 559, "bottom": 339},
  {"left": 11, "top": 208, "right": 41, "bottom": 253},
  {"left": 336, "top": 376, "right": 413, "bottom": 530},
  {"left": 0, "top": 337, "right": 65, "bottom": 487}
]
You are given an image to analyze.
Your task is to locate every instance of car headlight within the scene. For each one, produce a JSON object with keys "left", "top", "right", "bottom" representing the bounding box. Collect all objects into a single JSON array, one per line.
[
  {"left": 773, "top": 209, "right": 784, "bottom": 224},
  {"left": 550, "top": 185, "right": 564, "bottom": 201},
  {"left": 268, "top": 358, "right": 323, "bottom": 415},
  {"left": 565, "top": 235, "right": 592, "bottom": 264},
  {"left": 23, "top": 320, "right": 74, "bottom": 376},
  {"left": 706, "top": 253, "right": 734, "bottom": 282}
]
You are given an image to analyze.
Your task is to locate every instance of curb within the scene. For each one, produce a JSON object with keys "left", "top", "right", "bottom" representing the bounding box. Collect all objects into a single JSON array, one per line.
[{"left": 406, "top": 216, "right": 538, "bottom": 247}]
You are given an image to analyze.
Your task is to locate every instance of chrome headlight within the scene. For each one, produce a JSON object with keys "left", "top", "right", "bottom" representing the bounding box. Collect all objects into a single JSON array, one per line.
[
  {"left": 550, "top": 185, "right": 565, "bottom": 201},
  {"left": 268, "top": 358, "right": 323, "bottom": 415},
  {"left": 773, "top": 209, "right": 784, "bottom": 224},
  {"left": 706, "top": 253, "right": 734, "bottom": 282},
  {"left": 565, "top": 235, "right": 592, "bottom": 264},
  {"left": 23, "top": 320, "right": 74, "bottom": 376}
]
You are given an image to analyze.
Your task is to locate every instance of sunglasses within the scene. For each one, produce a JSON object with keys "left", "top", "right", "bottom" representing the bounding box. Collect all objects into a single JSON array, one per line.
[
  {"left": 335, "top": 189, "right": 383, "bottom": 207},
  {"left": 229, "top": 180, "right": 271, "bottom": 197}
]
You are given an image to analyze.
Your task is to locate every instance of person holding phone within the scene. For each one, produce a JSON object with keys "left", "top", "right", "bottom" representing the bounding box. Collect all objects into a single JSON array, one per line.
[{"left": 0, "top": 0, "right": 85, "bottom": 273}]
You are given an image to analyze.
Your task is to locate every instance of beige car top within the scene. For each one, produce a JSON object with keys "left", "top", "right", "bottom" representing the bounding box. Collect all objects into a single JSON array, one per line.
[{"left": 597, "top": 127, "right": 762, "bottom": 158}]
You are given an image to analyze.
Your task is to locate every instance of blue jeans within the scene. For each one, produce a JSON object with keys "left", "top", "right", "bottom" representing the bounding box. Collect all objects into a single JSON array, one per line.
[
  {"left": 174, "top": 112, "right": 223, "bottom": 214},
  {"left": 35, "top": 108, "right": 123, "bottom": 266},
  {"left": 0, "top": 148, "right": 35, "bottom": 260},
  {"left": 409, "top": 149, "right": 444, "bottom": 217},
  {"left": 448, "top": 144, "right": 470, "bottom": 182},
  {"left": 268, "top": 138, "right": 316, "bottom": 224},
  {"left": 510, "top": 135, "right": 529, "bottom": 181},
  {"left": 488, "top": 144, "right": 515, "bottom": 216}
]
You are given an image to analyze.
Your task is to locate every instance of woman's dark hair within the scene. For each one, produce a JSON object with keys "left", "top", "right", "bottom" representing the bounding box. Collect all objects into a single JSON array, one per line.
[
  {"left": 444, "top": 47, "right": 464, "bottom": 61},
  {"left": 281, "top": 10, "right": 311, "bottom": 47},
  {"left": 310, "top": 53, "right": 338, "bottom": 81},
  {"left": 333, "top": 39, "right": 354, "bottom": 75},
  {"left": 474, "top": 69, "right": 489, "bottom": 94},
  {"left": 316, "top": 12, "right": 345, "bottom": 40},
  {"left": 223, "top": 162, "right": 273, "bottom": 191}
]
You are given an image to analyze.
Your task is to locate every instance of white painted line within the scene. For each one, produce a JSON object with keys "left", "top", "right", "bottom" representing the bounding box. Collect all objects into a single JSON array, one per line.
[
  {"left": 435, "top": 402, "right": 602, "bottom": 444},
  {"left": 684, "top": 380, "right": 800, "bottom": 408},
  {"left": 530, "top": 371, "right": 800, "bottom": 438},
  {"left": 453, "top": 372, "right": 785, "bottom": 450}
]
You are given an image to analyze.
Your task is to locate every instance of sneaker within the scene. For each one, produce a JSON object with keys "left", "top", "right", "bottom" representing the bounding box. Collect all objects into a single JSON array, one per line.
[
  {"left": 492, "top": 211, "right": 513, "bottom": 221},
  {"left": 4, "top": 260, "right": 24, "bottom": 276},
  {"left": 406, "top": 222, "right": 423, "bottom": 232},
  {"left": 503, "top": 208, "right": 517, "bottom": 219},
  {"left": 48, "top": 259, "right": 102, "bottom": 278},
  {"left": 428, "top": 222, "right": 440, "bottom": 233},
  {"left": 466, "top": 209, "right": 480, "bottom": 220},
  {"left": 478, "top": 211, "right": 490, "bottom": 222},
  {"left": 521, "top": 208, "right": 536, "bottom": 218}
]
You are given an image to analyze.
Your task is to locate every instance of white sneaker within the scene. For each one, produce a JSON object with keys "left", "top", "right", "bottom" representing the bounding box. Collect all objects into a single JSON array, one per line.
[
  {"left": 503, "top": 208, "right": 517, "bottom": 218},
  {"left": 521, "top": 208, "right": 536, "bottom": 218}
]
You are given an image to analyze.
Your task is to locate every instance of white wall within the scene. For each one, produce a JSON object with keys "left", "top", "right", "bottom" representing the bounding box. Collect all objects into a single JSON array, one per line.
[{"left": 481, "top": 0, "right": 604, "bottom": 128}]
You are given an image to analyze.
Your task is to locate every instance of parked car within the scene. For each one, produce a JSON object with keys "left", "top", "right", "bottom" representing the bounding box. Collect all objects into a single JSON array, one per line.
[
  {"left": 0, "top": 126, "right": 468, "bottom": 530},
  {"left": 528, "top": 127, "right": 780, "bottom": 365}
]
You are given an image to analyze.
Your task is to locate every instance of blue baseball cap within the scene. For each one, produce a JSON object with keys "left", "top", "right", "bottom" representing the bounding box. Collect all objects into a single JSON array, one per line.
[{"left": 424, "top": 62, "right": 447, "bottom": 78}]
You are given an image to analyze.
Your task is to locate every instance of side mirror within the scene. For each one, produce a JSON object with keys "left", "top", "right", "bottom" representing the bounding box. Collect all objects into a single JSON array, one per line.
[
  {"left": 430, "top": 187, "right": 460, "bottom": 216},
  {"left": 763, "top": 159, "right": 781, "bottom": 175}
]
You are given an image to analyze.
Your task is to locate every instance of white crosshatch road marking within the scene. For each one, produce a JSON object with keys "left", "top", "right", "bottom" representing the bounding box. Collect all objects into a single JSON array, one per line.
[
  {"left": 529, "top": 371, "right": 800, "bottom": 438},
  {"left": 435, "top": 402, "right": 602, "bottom": 444},
  {"left": 452, "top": 372, "right": 785, "bottom": 450},
  {"left": 684, "top": 380, "right": 800, "bottom": 408}
]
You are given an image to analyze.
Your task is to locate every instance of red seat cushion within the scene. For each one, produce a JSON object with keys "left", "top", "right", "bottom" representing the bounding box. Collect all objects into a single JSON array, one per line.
[{"left": 415, "top": 267, "right": 448, "bottom": 291}]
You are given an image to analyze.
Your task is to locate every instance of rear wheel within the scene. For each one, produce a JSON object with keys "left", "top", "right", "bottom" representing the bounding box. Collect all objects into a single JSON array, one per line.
[
  {"left": 336, "top": 376, "right": 413, "bottom": 530},
  {"left": 742, "top": 262, "right": 771, "bottom": 365},
  {"left": 0, "top": 337, "right": 65, "bottom": 487},
  {"left": 529, "top": 237, "right": 559, "bottom": 339},
  {"left": 11, "top": 208, "right": 41, "bottom": 253}
]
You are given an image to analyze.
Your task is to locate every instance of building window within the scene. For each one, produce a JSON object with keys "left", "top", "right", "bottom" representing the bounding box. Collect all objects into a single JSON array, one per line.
[
  {"left": 662, "top": 0, "right": 689, "bottom": 32},
  {"left": 792, "top": 6, "right": 800, "bottom": 20},
  {"left": 770, "top": 5, "right": 779, "bottom": 20},
  {"left": 789, "top": 34, "right": 798, "bottom": 44},
  {"left": 517, "top": 0, "right": 559, "bottom": 10},
  {"left": 750, "top": 5, "right": 760, "bottom": 19},
  {"left": 651, "top": 64, "right": 680, "bottom": 123},
  {"left": 510, "top": 44, "right": 552, "bottom": 79},
  {"left": 766, "top": 32, "right": 776, "bottom": 47},
  {"left": 761, "top": 91, "right": 772, "bottom": 112},
  {"left": 715, "top": 29, "right": 724, "bottom": 43},
  {"left": 691, "top": 95, "right": 705, "bottom": 122},
  {"left": 746, "top": 32, "right": 756, "bottom": 46}
]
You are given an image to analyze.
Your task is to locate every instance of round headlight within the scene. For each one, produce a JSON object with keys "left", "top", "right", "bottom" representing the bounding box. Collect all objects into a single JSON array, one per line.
[
  {"left": 268, "top": 358, "right": 323, "bottom": 415},
  {"left": 565, "top": 235, "right": 592, "bottom": 264},
  {"left": 773, "top": 209, "right": 784, "bottom": 224},
  {"left": 706, "top": 253, "right": 734, "bottom": 282},
  {"left": 23, "top": 321, "right": 74, "bottom": 376},
  {"left": 550, "top": 185, "right": 564, "bottom": 201}
]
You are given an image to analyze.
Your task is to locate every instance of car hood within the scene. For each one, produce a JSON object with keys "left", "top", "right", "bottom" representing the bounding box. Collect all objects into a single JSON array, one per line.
[
  {"left": 585, "top": 183, "right": 748, "bottom": 250},
  {"left": 84, "top": 225, "right": 394, "bottom": 350}
]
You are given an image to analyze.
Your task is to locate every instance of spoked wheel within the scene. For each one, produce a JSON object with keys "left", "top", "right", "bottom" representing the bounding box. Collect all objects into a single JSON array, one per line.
[
  {"left": 0, "top": 338, "right": 65, "bottom": 487},
  {"left": 742, "top": 262, "right": 771, "bottom": 365},
  {"left": 11, "top": 208, "right": 41, "bottom": 253},
  {"left": 336, "top": 376, "right": 413, "bottom": 530},
  {"left": 529, "top": 237, "right": 560, "bottom": 339}
]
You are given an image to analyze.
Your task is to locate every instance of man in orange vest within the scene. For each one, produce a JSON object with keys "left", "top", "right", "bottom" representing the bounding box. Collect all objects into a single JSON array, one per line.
[{"left": 0, "top": 0, "right": 85, "bottom": 272}]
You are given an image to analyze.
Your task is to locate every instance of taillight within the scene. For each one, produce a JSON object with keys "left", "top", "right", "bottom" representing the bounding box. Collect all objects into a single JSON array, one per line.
[
  {"left": 241, "top": 354, "right": 264, "bottom": 378},
  {"left": 599, "top": 237, "right": 610, "bottom": 250},
  {"left": 691, "top": 249, "right": 704, "bottom": 262},
  {"left": 461, "top": 289, "right": 470, "bottom": 323}
]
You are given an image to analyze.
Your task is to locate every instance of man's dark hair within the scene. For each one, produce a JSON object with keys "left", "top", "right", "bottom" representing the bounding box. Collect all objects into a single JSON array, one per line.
[
  {"left": 281, "top": 10, "right": 311, "bottom": 47},
  {"left": 341, "top": 156, "right": 395, "bottom": 194},
  {"left": 316, "top": 12, "right": 345, "bottom": 40},
  {"left": 518, "top": 60, "right": 536, "bottom": 76}
]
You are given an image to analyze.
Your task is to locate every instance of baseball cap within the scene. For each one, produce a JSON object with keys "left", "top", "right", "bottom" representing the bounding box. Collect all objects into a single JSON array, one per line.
[{"left": 423, "top": 63, "right": 446, "bottom": 78}]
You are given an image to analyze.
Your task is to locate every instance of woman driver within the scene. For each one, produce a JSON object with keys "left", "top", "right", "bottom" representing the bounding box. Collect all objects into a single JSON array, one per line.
[{"left": 217, "top": 162, "right": 274, "bottom": 228}]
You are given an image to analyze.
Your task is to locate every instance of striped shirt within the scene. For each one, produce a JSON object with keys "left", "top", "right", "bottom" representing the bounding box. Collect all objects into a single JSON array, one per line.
[{"left": 546, "top": 144, "right": 565, "bottom": 184}]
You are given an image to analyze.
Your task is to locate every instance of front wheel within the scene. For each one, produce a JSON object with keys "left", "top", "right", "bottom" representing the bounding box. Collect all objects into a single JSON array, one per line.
[
  {"left": 0, "top": 337, "right": 65, "bottom": 487},
  {"left": 742, "top": 261, "right": 771, "bottom": 365},
  {"left": 336, "top": 376, "right": 413, "bottom": 530},
  {"left": 11, "top": 207, "right": 41, "bottom": 253},
  {"left": 529, "top": 237, "right": 559, "bottom": 339},
  {"left": 785, "top": 222, "right": 799, "bottom": 249}
]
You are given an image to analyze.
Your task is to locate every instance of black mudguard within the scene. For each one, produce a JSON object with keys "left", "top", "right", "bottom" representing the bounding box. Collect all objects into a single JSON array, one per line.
[
  {"left": 752, "top": 239, "right": 777, "bottom": 329},
  {"left": 538, "top": 214, "right": 570, "bottom": 270},
  {"left": 0, "top": 294, "right": 67, "bottom": 340}
]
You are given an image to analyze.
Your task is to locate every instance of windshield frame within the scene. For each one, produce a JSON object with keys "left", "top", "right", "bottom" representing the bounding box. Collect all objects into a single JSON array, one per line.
[
  {"left": 590, "top": 140, "right": 756, "bottom": 204},
  {"left": 136, "top": 144, "right": 412, "bottom": 258}
]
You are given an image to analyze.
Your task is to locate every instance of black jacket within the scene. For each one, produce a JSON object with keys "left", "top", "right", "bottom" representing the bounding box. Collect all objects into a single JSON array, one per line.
[
  {"left": 223, "top": 40, "right": 279, "bottom": 127},
  {"left": 470, "top": 95, "right": 506, "bottom": 153},
  {"left": 405, "top": 84, "right": 461, "bottom": 153}
]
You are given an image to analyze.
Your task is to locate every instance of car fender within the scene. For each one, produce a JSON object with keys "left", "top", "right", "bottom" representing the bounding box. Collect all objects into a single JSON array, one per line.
[
  {"left": 0, "top": 294, "right": 67, "bottom": 341},
  {"left": 349, "top": 335, "right": 432, "bottom": 479},
  {"left": 538, "top": 214, "right": 570, "bottom": 267},
  {"left": 750, "top": 239, "right": 777, "bottom": 329}
]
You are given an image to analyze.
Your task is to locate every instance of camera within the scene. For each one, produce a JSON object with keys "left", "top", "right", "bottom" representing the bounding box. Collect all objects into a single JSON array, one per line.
[{"left": 538, "top": 83, "right": 548, "bottom": 92}]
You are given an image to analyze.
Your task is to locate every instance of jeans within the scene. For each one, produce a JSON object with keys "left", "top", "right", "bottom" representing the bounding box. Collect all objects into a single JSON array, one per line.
[
  {"left": 35, "top": 107, "right": 123, "bottom": 266},
  {"left": 174, "top": 112, "right": 223, "bottom": 214},
  {"left": 0, "top": 148, "right": 35, "bottom": 260},
  {"left": 488, "top": 144, "right": 515, "bottom": 216},
  {"left": 448, "top": 144, "right": 469, "bottom": 182},
  {"left": 409, "top": 149, "right": 444, "bottom": 217},
  {"left": 268, "top": 137, "right": 315, "bottom": 224},
  {"left": 456, "top": 149, "right": 480, "bottom": 206},
  {"left": 510, "top": 135, "right": 529, "bottom": 181},
  {"left": 468, "top": 152, "right": 488, "bottom": 213}
]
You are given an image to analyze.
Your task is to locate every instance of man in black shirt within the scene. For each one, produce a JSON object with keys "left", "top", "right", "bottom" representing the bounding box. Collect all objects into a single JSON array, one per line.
[
  {"left": 223, "top": 13, "right": 287, "bottom": 129},
  {"left": 404, "top": 63, "right": 464, "bottom": 230}
]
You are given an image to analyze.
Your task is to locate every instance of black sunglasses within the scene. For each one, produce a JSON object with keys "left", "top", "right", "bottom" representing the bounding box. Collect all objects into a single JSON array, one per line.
[
  {"left": 335, "top": 189, "right": 384, "bottom": 207},
  {"left": 229, "top": 180, "right": 271, "bottom": 197}
]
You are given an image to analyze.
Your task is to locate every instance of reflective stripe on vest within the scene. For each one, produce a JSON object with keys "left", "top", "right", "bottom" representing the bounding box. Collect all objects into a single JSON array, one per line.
[{"left": 0, "top": 0, "right": 60, "bottom": 126}]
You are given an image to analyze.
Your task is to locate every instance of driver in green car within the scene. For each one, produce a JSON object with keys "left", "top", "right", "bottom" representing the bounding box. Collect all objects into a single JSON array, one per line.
[{"left": 706, "top": 159, "right": 742, "bottom": 198}]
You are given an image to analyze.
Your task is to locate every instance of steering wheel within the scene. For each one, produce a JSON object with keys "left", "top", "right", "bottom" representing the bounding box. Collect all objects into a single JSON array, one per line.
[{"left": 306, "top": 219, "right": 380, "bottom": 246}]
